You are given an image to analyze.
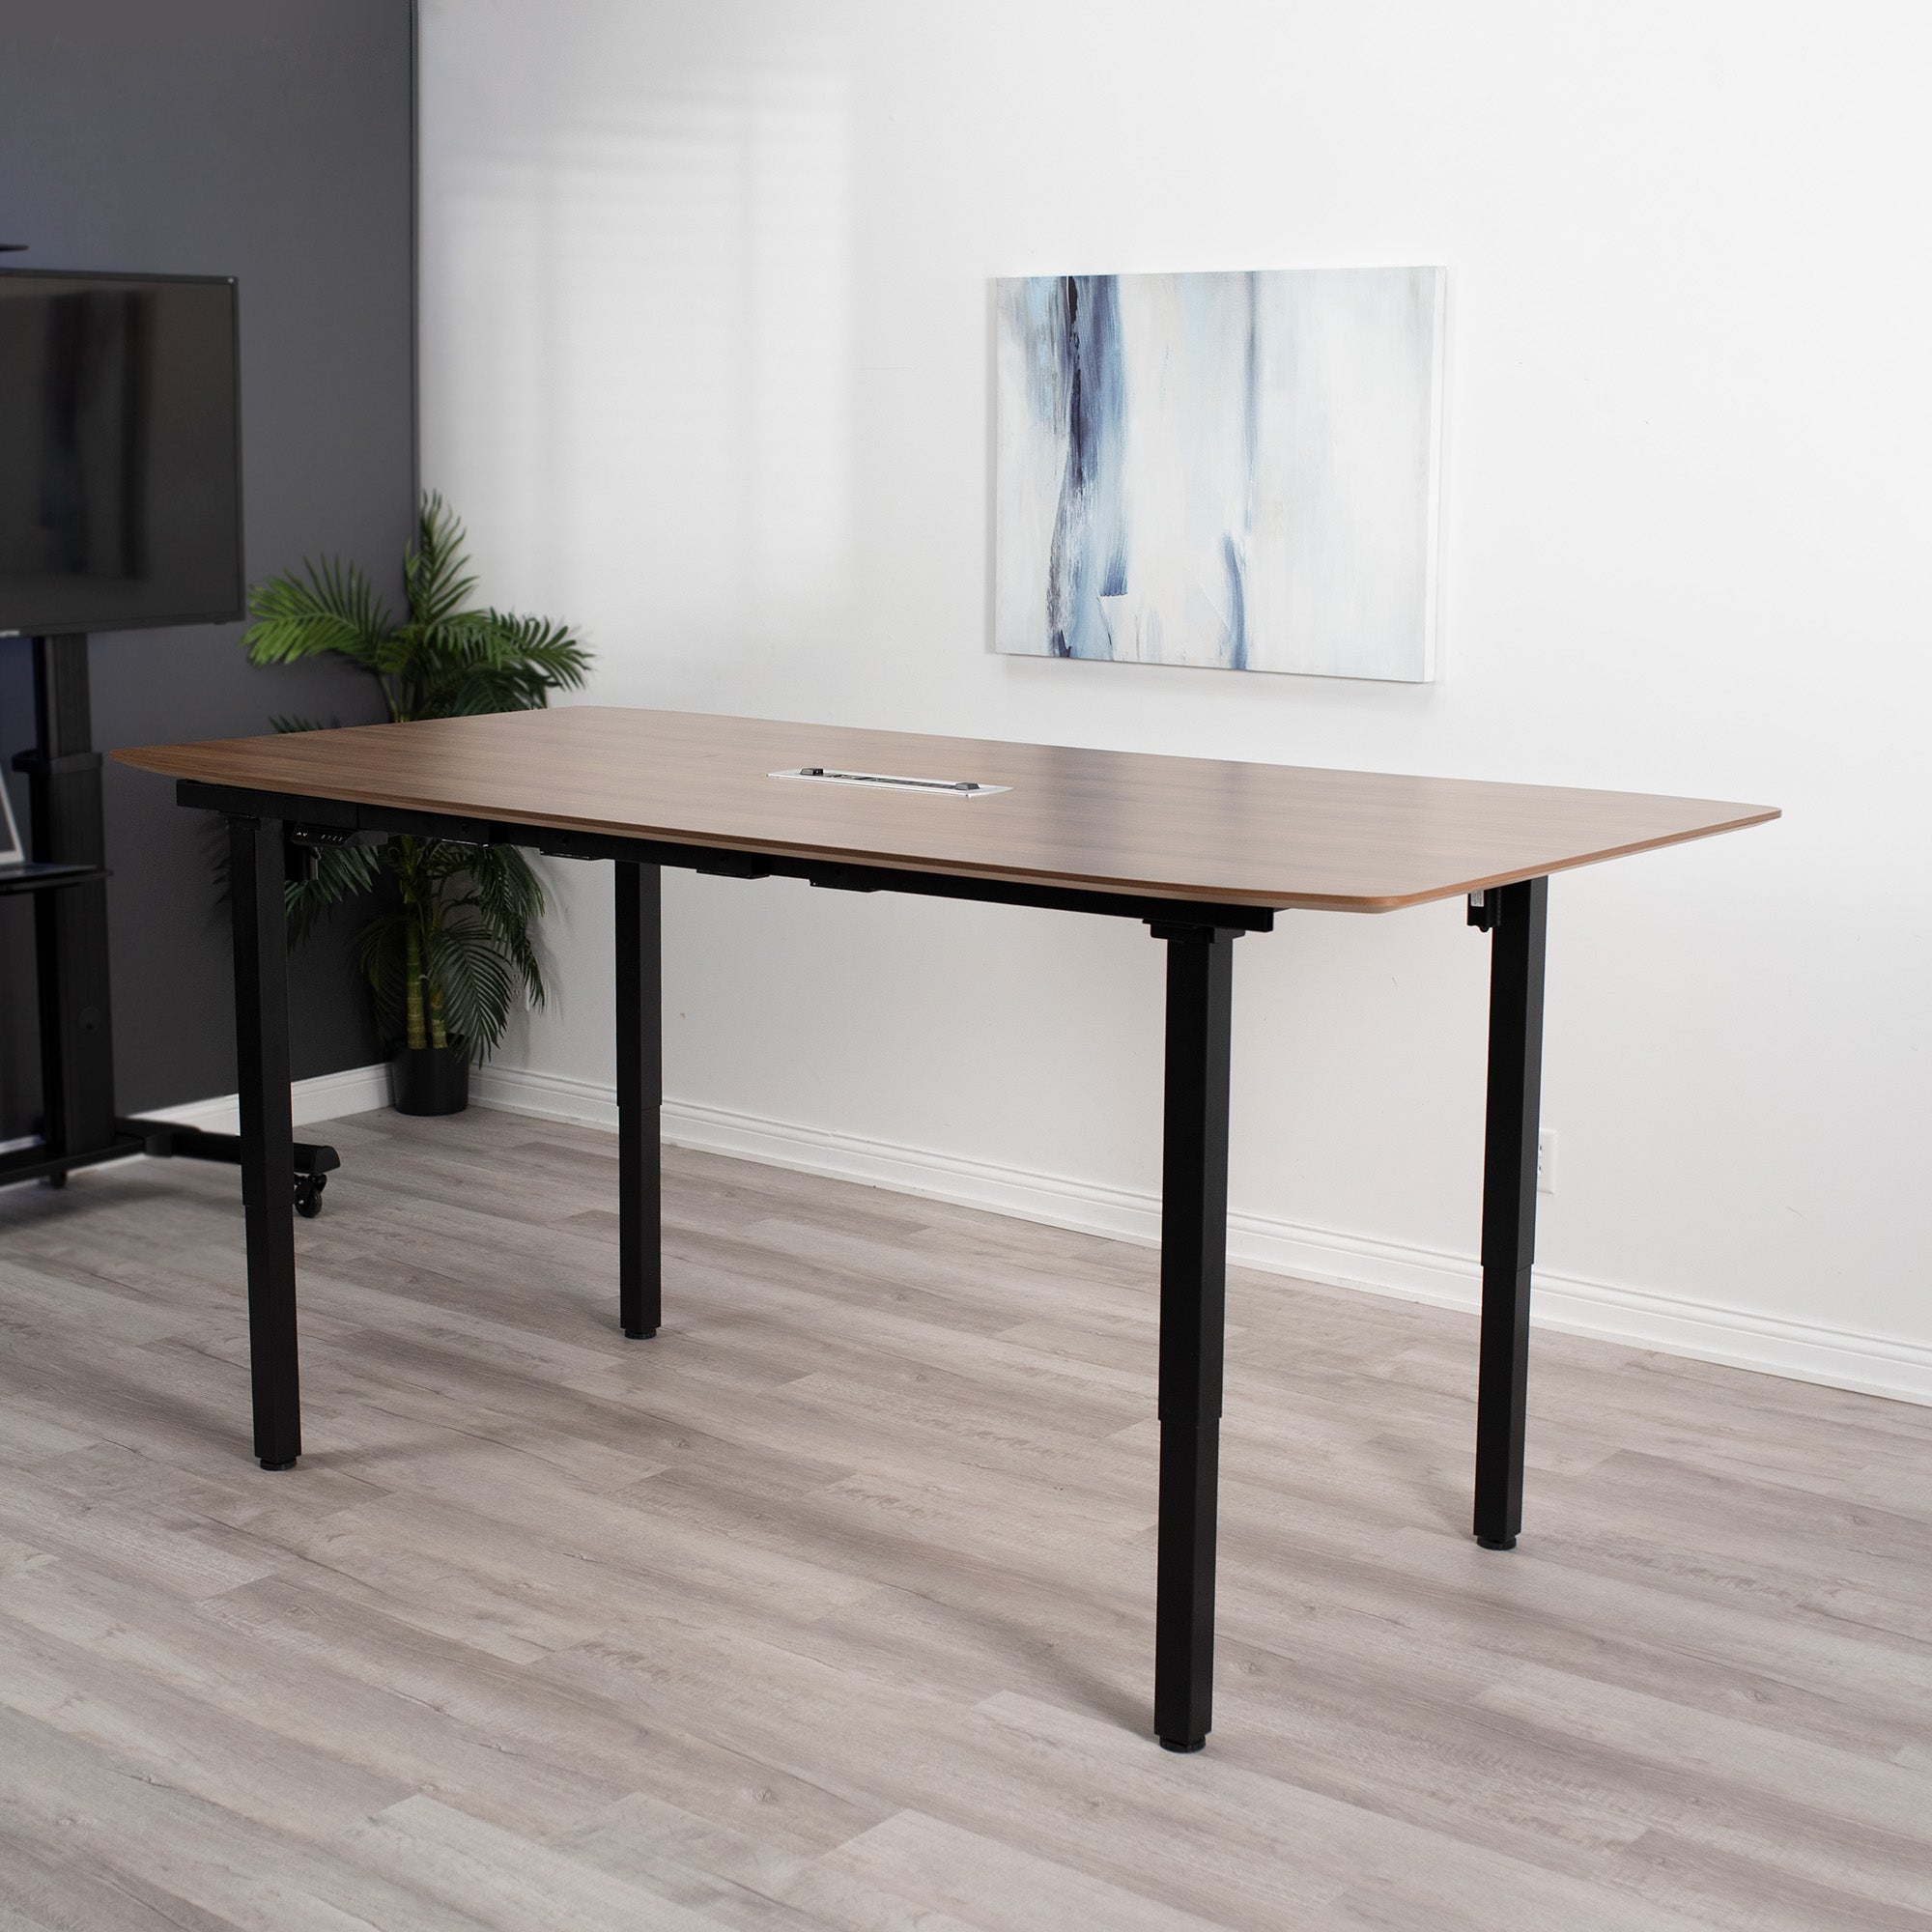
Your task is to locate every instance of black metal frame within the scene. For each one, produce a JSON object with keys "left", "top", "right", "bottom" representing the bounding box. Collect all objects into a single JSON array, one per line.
[
  {"left": 614, "top": 861, "right": 662, "bottom": 1341},
  {"left": 230, "top": 815, "right": 302, "bottom": 1468},
  {"left": 1467, "top": 878, "right": 1548, "bottom": 1550},
  {"left": 0, "top": 636, "right": 338, "bottom": 1203},
  {"left": 169, "top": 781, "right": 1279, "bottom": 935},
  {"left": 1151, "top": 922, "right": 1239, "bottom": 1750},
  {"left": 185, "top": 769, "right": 1552, "bottom": 1753}
]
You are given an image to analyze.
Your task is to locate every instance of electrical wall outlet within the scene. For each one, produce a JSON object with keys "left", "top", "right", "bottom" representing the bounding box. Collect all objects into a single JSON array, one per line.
[{"left": 1538, "top": 1129, "right": 1558, "bottom": 1195}]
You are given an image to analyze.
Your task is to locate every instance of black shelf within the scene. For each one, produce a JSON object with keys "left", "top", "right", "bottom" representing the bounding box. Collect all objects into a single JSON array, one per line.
[
  {"left": 0, "top": 1132, "right": 152, "bottom": 1188},
  {"left": 0, "top": 861, "right": 109, "bottom": 897},
  {"left": 4, "top": 633, "right": 340, "bottom": 1211}
]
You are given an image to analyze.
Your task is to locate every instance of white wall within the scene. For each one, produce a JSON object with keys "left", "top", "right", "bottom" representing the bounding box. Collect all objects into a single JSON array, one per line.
[{"left": 419, "top": 1, "right": 1932, "bottom": 1397}]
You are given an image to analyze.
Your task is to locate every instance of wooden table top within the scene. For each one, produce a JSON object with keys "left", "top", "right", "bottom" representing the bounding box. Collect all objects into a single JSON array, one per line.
[{"left": 115, "top": 706, "right": 1777, "bottom": 913}]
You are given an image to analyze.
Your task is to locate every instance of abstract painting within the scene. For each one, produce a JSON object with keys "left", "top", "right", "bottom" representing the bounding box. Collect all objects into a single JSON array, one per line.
[{"left": 995, "top": 268, "right": 1445, "bottom": 680}]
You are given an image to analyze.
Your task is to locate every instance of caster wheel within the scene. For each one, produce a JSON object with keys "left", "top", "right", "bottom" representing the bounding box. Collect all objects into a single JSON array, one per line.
[
  {"left": 294, "top": 1173, "right": 327, "bottom": 1219},
  {"left": 42, "top": 1172, "right": 67, "bottom": 1190}
]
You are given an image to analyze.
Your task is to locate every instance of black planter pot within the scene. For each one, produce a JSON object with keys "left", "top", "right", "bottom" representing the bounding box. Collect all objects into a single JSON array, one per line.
[{"left": 389, "top": 1044, "right": 470, "bottom": 1116}]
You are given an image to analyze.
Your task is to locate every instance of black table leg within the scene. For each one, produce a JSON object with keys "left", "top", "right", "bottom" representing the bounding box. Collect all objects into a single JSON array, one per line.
[
  {"left": 229, "top": 814, "right": 301, "bottom": 1471},
  {"left": 1151, "top": 922, "right": 1239, "bottom": 1752},
  {"left": 1469, "top": 876, "right": 1548, "bottom": 1549},
  {"left": 615, "top": 861, "right": 663, "bottom": 1340}
]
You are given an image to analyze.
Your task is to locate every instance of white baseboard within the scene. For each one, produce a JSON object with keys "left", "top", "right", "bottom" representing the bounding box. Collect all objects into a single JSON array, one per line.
[
  {"left": 142, "top": 1061, "right": 393, "bottom": 1136},
  {"left": 469, "top": 1061, "right": 1932, "bottom": 1408},
  {"left": 125, "top": 1057, "right": 1930, "bottom": 1408},
  {"left": 469, "top": 1063, "right": 619, "bottom": 1132}
]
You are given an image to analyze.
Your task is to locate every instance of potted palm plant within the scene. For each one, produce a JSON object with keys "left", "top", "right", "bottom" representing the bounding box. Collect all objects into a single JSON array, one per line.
[{"left": 241, "top": 497, "right": 589, "bottom": 1113}]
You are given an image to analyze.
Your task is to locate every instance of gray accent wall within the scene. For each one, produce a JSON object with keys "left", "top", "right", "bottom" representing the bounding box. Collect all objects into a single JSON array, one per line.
[{"left": 0, "top": 0, "right": 416, "bottom": 1136}]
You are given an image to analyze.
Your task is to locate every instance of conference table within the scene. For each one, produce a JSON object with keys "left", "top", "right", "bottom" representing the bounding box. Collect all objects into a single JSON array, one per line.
[{"left": 115, "top": 708, "right": 1776, "bottom": 1752}]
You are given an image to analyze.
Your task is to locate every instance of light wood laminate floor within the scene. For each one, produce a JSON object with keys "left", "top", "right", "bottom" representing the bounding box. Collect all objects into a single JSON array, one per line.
[{"left": 0, "top": 1106, "right": 1927, "bottom": 1931}]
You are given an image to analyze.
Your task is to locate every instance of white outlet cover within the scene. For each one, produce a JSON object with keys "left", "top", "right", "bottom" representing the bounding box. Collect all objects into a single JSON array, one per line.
[{"left": 1538, "top": 1130, "right": 1558, "bottom": 1195}]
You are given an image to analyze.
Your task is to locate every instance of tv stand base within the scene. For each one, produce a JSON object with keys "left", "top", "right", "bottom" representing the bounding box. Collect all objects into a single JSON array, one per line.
[{"left": 0, "top": 1120, "right": 339, "bottom": 1217}]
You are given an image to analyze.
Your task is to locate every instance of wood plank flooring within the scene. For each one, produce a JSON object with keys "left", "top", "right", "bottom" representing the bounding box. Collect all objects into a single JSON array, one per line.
[{"left": 0, "top": 1106, "right": 1926, "bottom": 1930}]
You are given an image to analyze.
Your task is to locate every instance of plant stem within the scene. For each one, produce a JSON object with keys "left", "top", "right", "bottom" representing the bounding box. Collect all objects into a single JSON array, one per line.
[
  {"left": 404, "top": 919, "right": 427, "bottom": 1051},
  {"left": 428, "top": 973, "right": 448, "bottom": 1051}
]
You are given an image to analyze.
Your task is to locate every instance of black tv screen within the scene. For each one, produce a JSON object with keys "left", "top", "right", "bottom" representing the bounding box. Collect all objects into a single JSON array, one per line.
[{"left": 0, "top": 270, "right": 242, "bottom": 637}]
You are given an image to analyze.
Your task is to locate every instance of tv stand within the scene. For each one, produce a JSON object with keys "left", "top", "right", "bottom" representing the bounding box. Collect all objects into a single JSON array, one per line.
[{"left": 3, "top": 633, "right": 338, "bottom": 1216}]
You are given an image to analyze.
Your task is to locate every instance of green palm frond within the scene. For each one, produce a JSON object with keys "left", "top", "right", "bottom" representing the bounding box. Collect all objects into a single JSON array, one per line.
[
  {"left": 369, "top": 626, "right": 423, "bottom": 687},
  {"left": 422, "top": 917, "right": 519, "bottom": 1056},
  {"left": 355, "top": 841, "right": 548, "bottom": 1055},
  {"left": 408, "top": 622, "right": 526, "bottom": 717},
  {"left": 285, "top": 842, "right": 385, "bottom": 944},
  {"left": 405, "top": 492, "right": 480, "bottom": 630},
  {"left": 242, "top": 557, "right": 393, "bottom": 670},
  {"left": 412, "top": 843, "right": 547, "bottom": 1011},
  {"left": 244, "top": 496, "right": 588, "bottom": 1065},
  {"left": 476, "top": 611, "right": 590, "bottom": 694},
  {"left": 467, "top": 845, "right": 548, "bottom": 1007},
  {"left": 249, "top": 497, "right": 586, "bottom": 724},
  {"left": 405, "top": 613, "right": 589, "bottom": 718},
  {"left": 356, "top": 910, "right": 413, "bottom": 1042},
  {"left": 468, "top": 843, "right": 546, "bottom": 928},
  {"left": 419, "top": 838, "right": 480, "bottom": 881}
]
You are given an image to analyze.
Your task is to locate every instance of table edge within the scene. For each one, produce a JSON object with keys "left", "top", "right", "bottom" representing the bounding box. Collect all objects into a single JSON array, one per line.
[{"left": 109, "top": 745, "right": 1781, "bottom": 913}]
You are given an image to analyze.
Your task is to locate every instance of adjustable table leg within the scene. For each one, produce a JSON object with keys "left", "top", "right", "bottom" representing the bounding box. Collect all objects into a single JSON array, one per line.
[
  {"left": 1151, "top": 922, "right": 1239, "bottom": 1751},
  {"left": 615, "top": 861, "right": 663, "bottom": 1340},
  {"left": 1469, "top": 876, "right": 1548, "bottom": 1549},
  {"left": 229, "top": 814, "right": 301, "bottom": 1470}
]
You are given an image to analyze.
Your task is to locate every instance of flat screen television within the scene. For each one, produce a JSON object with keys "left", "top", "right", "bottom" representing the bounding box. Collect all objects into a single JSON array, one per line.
[{"left": 0, "top": 269, "right": 242, "bottom": 637}]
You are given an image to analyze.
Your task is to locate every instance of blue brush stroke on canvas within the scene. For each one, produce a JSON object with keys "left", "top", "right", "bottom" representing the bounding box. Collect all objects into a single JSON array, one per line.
[
  {"left": 996, "top": 267, "right": 1444, "bottom": 681},
  {"left": 1045, "top": 274, "right": 1128, "bottom": 658}
]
